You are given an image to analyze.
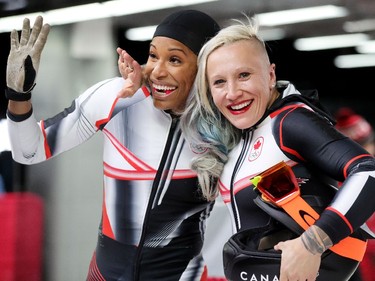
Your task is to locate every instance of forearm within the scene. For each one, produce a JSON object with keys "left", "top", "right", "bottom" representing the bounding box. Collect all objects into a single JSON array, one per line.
[
  {"left": 7, "top": 111, "right": 47, "bottom": 164},
  {"left": 315, "top": 166, "right": 375, "bottom": 244}
]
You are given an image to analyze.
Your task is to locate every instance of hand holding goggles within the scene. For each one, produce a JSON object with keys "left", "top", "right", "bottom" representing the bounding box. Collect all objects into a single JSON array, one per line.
[{"left": 250, "top": 161, "right": 367, "bottom": 262}]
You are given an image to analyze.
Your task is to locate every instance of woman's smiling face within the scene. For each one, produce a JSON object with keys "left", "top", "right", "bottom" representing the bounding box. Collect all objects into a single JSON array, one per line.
[
  {"left": 144, "top": 36, "right": 198, "bottom": 114},
  {"left": 206, "top": 39, "right": 276, "bottom": 129}
]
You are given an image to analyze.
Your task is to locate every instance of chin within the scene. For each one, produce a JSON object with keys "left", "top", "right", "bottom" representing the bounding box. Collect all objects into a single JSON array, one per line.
[
  {"left": 231, "top": 121, "right": 249, "bottom": 130},
  {"left": 153, "top": 100, "right": 170, "bottom": 111}
]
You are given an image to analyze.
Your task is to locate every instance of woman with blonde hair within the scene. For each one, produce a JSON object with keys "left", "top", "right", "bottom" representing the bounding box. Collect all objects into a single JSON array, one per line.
[{"left": 182, "top": 17, "right": 375, "bottom": 281}]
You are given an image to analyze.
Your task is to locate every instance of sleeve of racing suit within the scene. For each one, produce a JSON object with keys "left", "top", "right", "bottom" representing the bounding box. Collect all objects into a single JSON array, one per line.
[
  {"left": 7, "top": 77, "right": 148, "bottom": 164},
  {"left": 274, "top": 105, "right": 375, "bottom": 245}
]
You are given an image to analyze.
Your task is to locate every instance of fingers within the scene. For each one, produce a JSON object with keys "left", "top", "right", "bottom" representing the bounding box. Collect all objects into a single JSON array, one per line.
[
  {"left": 33, "top": 22, "right": 50, "bottom": 58},
  {"left": 28, "top": 16, "right": 43, "bottom": 47},
  {"left": 277, "top": 238, "right": 320, "bottom": 281},
  {"left": 116, "top": 47, "right": 124, "bottom": 56},
  {"left": 117, "top": 49, "right": 125, "bottom": 72},
  {"left": 274, "top": 242, "right": 282, "bottom": 251},
  {"left": 117, "top": 63, "right": 143, "bottom": 98},
  {"left": 119, "top": 49, "right": 136, "bottom": 68},
  {"left": 30, "top": 16, "right": 50, "bottom": 53},
  {"left": 19, "top": 17, "right": 31, "bottom": 46},
  {"left": 128, "top": 64, "right": 134, "bottom": 71},
  {"left": 129, "top": 60, "right": 142, "bottom": 73},
  {"left": 118, "top": 48, "right": 140, "bottom": 79},
  {"left": 17, "top": 16, "right": 49, "bottom": 53},
  {"left": 10, "top": 29, "right": 20, "bottom": 50}
]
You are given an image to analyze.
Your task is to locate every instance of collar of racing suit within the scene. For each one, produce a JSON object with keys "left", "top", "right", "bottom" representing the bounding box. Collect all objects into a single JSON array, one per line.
[{"left": 241, "top": 80, "right": 335, "bottom": 138}]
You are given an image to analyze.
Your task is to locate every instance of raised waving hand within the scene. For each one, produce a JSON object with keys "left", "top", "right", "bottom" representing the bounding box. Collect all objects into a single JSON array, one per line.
[
  {"left": 6, "top": 16, "right": 50, "bottom": 101},
  {"left": 116, "top": 47, "right": 144, "bottom": 98}
]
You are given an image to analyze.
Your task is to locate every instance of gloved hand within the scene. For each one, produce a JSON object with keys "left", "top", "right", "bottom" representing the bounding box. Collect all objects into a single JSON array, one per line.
[{"left": 6, "top": 15, "right": 50, "bottom": 101}]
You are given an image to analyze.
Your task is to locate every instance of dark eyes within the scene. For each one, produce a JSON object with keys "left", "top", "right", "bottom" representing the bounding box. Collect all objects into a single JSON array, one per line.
[
  {"left": 147, "top": 53, "right": 182, "bottom": 65},
  {"left": 148, "top": 52, "right": 182, "bottom": 63},
  {"left": 170, "top": 56, "right": 182, "bottom": 64},
  {"left": 213, "top": 79, "right": 225, "bottom": 85},
  {"left": 239, "top": 72, "right": 250, "bottom": 79}
]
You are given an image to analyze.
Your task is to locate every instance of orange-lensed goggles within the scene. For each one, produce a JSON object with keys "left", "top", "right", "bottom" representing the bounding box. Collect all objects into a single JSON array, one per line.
[
  {"left": 250, "top": 161, "right": 300, "bottom": 207},
  {"left": 250, "top": 161, "right": 367, "bottom": 262}
]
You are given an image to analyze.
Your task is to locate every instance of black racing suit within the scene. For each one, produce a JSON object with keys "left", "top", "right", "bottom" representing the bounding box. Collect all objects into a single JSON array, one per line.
[{"left": 218, "top": 82, "right": 375, "bottom": 280}]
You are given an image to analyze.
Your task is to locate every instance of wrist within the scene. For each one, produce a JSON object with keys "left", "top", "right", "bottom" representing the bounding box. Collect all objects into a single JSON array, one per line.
[
  {"left": 8, "top": 100, "right": 32, "bottom": 117},
  {"left": 5, "top": 85, "right": 34, "bottom": 101},
  {"left": 301, "top": 225, "right": 333, "bottom": 255}
]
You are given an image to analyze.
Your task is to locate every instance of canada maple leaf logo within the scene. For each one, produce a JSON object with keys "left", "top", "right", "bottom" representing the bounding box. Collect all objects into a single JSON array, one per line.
[
  {"left": 254, "top": 139, "right": 262, "bottom": 150},
  {"left": 249, "top": 137, "right": 264, "bottom": 161}
]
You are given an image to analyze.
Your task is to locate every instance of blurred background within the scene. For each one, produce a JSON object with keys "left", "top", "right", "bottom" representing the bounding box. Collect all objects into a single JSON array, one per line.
[{"left": 0, "top": 0, "right": 375, "bottom": 280}]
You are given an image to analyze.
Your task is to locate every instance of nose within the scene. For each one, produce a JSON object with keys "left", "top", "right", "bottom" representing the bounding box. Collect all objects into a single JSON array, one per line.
[
  {"left": 152, "top": 61, "right": 168, "bottom": 78},
  {"left": 225, "top": 80, "right": 242, "bottom": 100}
]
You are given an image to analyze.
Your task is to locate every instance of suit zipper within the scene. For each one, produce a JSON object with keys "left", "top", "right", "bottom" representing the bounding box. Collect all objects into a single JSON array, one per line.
[
  {"left": 230, "top": 129, "right": 253, "bottom": 231},
  {"left": 133, "top": 117, "right": 179, "bottom": 280}
]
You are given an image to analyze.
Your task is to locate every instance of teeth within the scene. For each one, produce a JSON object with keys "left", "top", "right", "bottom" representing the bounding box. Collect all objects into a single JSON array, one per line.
[
  {"left": 153, "top": 84, "right": 176, "bottom": 91},
  {"left": 231, "top": 101, "right": 251, "bottom": 110}
]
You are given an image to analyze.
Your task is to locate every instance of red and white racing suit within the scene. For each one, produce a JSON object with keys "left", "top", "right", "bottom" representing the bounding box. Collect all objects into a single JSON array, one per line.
[
  {"left": 7, "top": 77, "right": 214, "bottom": 281},
  {"left": 218, "top": 82, "right": 375, "bottom": 277}
]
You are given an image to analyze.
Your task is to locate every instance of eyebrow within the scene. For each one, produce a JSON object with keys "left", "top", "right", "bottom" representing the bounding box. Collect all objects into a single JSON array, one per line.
[{"left": 150, "top": 43, "right": 188, "bottom": 56}]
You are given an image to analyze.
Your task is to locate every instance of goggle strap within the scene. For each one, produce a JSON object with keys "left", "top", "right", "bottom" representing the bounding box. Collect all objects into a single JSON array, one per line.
[{"left": 282, "top": 195, "right": 366, "bottom": 262}]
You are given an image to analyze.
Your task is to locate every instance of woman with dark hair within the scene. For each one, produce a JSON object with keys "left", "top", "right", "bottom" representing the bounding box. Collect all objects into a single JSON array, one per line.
[{"left": 6, "top": 10, "right": 221, "bottom": 280}]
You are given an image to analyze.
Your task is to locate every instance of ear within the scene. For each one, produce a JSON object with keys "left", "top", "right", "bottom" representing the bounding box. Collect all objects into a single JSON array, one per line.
[{"left": 269, "top": 63, "right": 276, "bottom": 90}]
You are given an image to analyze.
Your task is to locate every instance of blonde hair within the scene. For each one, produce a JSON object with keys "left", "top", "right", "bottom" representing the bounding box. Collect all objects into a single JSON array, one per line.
[{"left": 181, "top": 16, "right": 267, "bottom": 201}]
